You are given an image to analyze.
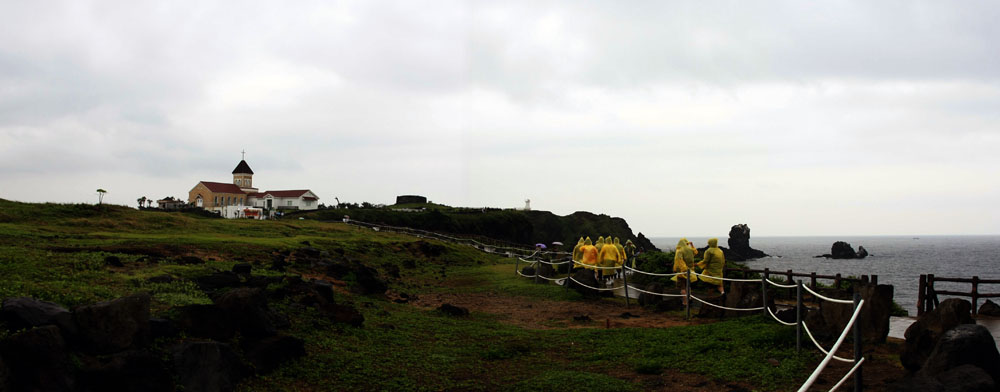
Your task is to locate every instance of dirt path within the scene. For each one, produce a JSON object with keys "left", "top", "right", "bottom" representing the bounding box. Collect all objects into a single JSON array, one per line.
[{"left": 408, "top": 292, "right": 708, "bottom": 329}]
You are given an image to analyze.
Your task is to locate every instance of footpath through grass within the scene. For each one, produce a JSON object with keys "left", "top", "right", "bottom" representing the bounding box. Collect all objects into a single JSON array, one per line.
[{"left": 0, "top": 200, "right": 816, "bottom": 391}]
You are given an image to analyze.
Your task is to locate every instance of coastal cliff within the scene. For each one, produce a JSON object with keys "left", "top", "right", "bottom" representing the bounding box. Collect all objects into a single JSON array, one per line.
[{"left": 297, "top": 207, "right": 658, "bottom": 251}]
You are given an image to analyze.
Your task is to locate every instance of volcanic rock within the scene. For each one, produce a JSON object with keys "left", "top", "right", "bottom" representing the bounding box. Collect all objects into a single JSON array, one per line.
[
  {"left": 172, "top": 341, "right": 249, "bottom": 392},
  {"left": 726, "top": 224, "right": 768, "bottom": 261},
  {"left": 901, "top": 298, "right": 975, "bottom": 371},
  {"left": 73, "top": 293, "right": 151, "bottom": 354}
]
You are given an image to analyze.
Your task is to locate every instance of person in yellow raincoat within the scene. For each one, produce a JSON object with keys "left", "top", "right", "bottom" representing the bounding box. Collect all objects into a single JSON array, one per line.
[
  {"left": 623, "top": 239, "right": 637, "bottom": 268},
  {"left": 572, "top": 237, "right": 584, "bottom": 263},
  {"left": 579, "top": 237, "right": 599, "bottom": 271},
  {"left": 595, "top": 236, "right": 605, "bottom": 252},
  {"left": 613, "top": 237, "right": 626, "bottom": 277},
  {"left": 671, "top": 238, "right": 698, "bottom": 304},
  {"left": 597, "top": 238, "right": 622, "bottom": 282},
  {"left": 697, "top": 238, "right": 726, "bottom": 294}
]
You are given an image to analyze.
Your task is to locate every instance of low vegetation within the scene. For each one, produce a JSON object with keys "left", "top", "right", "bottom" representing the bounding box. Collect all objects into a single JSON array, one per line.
[{"left": 0, "top": 199, "right": 828, "bottom": 391}]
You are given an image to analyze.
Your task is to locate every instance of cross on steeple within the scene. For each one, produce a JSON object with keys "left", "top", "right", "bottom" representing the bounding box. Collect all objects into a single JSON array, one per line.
[{"left": 241, "top": 149, "right": 246, "bottom": 160}]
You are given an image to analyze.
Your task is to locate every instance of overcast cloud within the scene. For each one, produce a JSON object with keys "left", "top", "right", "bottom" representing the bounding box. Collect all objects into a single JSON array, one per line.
[{"left": 2, "top": 0, "right": 999, "bottom": 236}]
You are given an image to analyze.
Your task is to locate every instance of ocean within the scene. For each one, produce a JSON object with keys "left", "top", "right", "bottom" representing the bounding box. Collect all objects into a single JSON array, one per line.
[{"left": 649, "top": 235, "right": 1000, "bottom": 315}]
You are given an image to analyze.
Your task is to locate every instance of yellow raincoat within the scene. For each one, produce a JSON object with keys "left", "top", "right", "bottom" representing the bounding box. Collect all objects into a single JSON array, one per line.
[
  {"left": 595, "top": 236, "right": 605, "bottom": 252},
  {"left": 697, "top": 238, "right": 726, "bottom": 286},
  {"left": 579, "top": 238, "right": 599, "bottom": 270},
  {"left": 598, "top": 240, "right": 622, "bottom": 273},
  {"left": 572, "top": 237, "right": 584, "bottom": 262},
  {"left": 613, "top": 238, "right": 626, "bottom": 268},
  {"left": 671, "top": 238, "right": 698, "bottom": 283}
]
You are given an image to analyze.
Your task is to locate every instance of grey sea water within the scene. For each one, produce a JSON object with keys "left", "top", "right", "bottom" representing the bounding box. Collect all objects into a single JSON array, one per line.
[{"left": 649, "top": 235, "right": 1000, "bottom": 315}]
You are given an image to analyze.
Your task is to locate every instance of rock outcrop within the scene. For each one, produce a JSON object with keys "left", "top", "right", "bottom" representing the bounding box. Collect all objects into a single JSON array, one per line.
[
  {"left": 817, "top": 241, "right": 869, "bottom": 259},
  {"left": 894, "top": 324, "right": 1000, "bottom": 392},
  {"left": 900, "top": 298, "right": 975, "bottom": 371},
  {"left": 725, "top": 224, "right": 768, "bottom": 261},
  {"left": 802, "top": 284, "right": 893, "bottom": 344},
  {"left": 979, "top": 299, "right": 1000, "bottom": 317}
]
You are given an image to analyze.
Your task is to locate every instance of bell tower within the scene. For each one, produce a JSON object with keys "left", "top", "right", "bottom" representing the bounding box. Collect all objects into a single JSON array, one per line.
[{"left": 233, "top": 150, "right": 257, "bottom": 192}]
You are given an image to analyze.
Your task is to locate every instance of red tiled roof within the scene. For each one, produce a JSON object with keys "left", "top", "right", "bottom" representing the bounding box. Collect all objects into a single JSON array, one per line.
[
  {"left": 199, "top": 182, "right": 246, "bottom": 194},
  {"left": 302, "top": 196, "right": 318, "bottom": 201}
]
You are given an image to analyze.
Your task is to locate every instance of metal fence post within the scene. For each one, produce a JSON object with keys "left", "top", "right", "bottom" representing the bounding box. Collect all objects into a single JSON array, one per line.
[
  {"left": 564, "top": 262, "right": 573, "bottom": 291},
  {"left": 854, "top": 291, "right": 863, "bottom": 392},
  {"left": 686, "top": 269, "right": 692, "bottom": 320},
  {"left": 623, "top": 259, "right": 631, "bottom": 308},
  {"left": 761, "top": 276, "right": 768, "bottom": 317},
  {"left": 796, "top": 280, "right": 803, "bottom": 353}
]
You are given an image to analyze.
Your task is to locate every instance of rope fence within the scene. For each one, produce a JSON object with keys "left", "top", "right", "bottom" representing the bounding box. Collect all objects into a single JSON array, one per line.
[{"left": 340, "top": 218, "right": 869, "bottom": 391}]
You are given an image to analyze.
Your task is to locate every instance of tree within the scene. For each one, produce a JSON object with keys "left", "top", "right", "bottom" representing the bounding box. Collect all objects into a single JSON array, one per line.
[
  {"left": 137, "top": 196, "right": 147, "bottom": 208},
  {"left": 145, "top": 197, "right": 152, "bottom": 208},
  {"left": 97, "top": 189, "right": 107, "bottom": 205}
]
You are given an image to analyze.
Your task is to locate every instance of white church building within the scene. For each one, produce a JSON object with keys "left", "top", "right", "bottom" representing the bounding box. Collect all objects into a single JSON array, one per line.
[{"left": 188, "top": 158, "right": 320, "bottom": 219}]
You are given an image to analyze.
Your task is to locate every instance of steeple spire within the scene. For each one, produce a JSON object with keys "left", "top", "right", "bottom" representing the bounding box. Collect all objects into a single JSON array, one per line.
[{"left": 241, "top": 149, "right": 246, "bottom": 160}]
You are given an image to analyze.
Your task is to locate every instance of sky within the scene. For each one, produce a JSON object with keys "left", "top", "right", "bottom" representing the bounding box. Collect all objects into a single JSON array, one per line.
[{"left": 1, "top": 1, "right": 999, "bottom": 236}]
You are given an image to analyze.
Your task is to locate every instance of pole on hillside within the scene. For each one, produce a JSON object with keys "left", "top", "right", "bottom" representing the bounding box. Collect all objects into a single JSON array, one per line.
[
  {"left": 564, "top": 262, "right": 573, "bottom": 291},
  {"left": 515, "top": 256, "right": 520, "bottom": 276},
  {"left": 686, "top": 269, "right": 692, "bottom": 320},
  {"left": 796, "top": 280, "right": 803, "bottom": 353},
  {"left": 853, "top": 291, "right": 863, "bottom": 392}
]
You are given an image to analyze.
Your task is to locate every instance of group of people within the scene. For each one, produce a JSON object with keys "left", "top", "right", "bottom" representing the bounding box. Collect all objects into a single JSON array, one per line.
[
  {"left": 571, "top": 236, "right": 638, "bottom": 283},
  {"left": 672, "top": 237, "right": 726, "bottom": 305}
]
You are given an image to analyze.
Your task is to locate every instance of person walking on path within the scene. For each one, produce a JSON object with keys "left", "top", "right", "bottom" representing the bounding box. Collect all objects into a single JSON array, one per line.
[
  {"left": 598, "top": 238, "right": 623, "bottom": 284},
  {"left": 697, "top": 238, "right": 726, "bottom": 295},
  {"left": 671, "top": 238, "right": 698, "bottom": 305}
]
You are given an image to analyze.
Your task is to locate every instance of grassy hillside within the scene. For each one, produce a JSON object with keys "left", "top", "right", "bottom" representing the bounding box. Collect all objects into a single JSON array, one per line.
[{"left": 0, "top": 199, "right": 858, "bottom": 391}]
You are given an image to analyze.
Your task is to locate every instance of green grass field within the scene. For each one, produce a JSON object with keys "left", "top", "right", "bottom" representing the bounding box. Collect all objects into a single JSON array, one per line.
[{"left": 0, "top": 199, "right": 819, "bottom": 391}]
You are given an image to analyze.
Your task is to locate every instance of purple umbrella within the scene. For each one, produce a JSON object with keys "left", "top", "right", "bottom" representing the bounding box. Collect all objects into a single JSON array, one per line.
[{"left": 534, "top": 243, "right": 547, "bottom": 249}]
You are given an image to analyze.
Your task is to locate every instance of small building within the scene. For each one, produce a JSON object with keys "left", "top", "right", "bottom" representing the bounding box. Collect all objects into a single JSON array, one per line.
[
  {"left": 188, "top": 158, "right": 319, "bottom": 219},
  {"left": 156, "top": 197, "right": 187, "bottom": 210}
]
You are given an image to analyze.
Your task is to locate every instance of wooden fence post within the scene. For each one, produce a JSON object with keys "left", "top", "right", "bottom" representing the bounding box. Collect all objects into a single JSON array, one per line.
[
  {"left": 917, "top": 274, "right": 926, "bottom": 316},
  {"left": 835, "top": 273, "right": 842, "bottom": 290},
  {"left": 810, "top": 272, "right": 817, "bottom": 289},
  {"left": 972, "top": 276, "right": 980, "bottom": 315},
  {"left": 928, "top": 274, "right": 937, "bottom": 312}
]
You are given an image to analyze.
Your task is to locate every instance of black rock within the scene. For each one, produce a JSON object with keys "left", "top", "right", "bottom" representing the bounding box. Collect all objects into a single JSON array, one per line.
[
  {"left": 726, "top": 224, "right": 768, "bottom": 261},
  {"left": 0, "top": 326, "right": 74, "bottom": 391},
  {"left": 350, "top": 265, "right": 388, "bottom": 295},
  {"left": 195, "top": 271, "right": 241, "bottom": 291},
  {"left": 438, "top": 303, "right": 469, "bottom": 317},
  {"left": 173, "top": 304, "right": 235, "bottom": 340},
  {"left": 73, "top": 293, "right": 151, "bottom": 354},
  {"left": 978, "top": 299, "right": 1000, "bottom": 317},
  {"left": 242, "top": 335, "right": 306, "bottom": 375},
  {"left": 77, "top": 350, "right": 173, "bottom": 392},
  {"left": 933, "top": 364, "right": 996, "bottom": 392},
  {"left": 520, "top": 265, "right": 535, "bottom": 276},
  {"left": 901, "top": 298, "right": 975, "bottom": 371},
  {"left": 830, "top": 241, "right": 859, "bottom": 259},
  {"left": 0, "top": 354, "right": 9, "bottom": 392},
  {"left": 857, "top": 246, "right": 869, "bottom": 259},
  {"left": 213, "top": 288, "right": 276, "bottom": 339},
  {"left": 232, "top": 263, "right": 252, "bottom": 276},
  {"left": 311, "top": 280, "right": 335, "bottom": 304},
  {"left": 268, "top": 253, "right": 288, "bottom": 272},
  {"left": 172, "top": 341, "right": 249, "bottom": 392},
  {"left": 1, "top": 297, "right": 75, "bottom": 333},
  {"left": 536, "top": 262, "right": 557, "bottom": 279},
  {"left": 148, "top": 318, "right": 177, "bottom": 340},
  {"left": 104, "top": 255, "right": 124, "bottom": 267},
  {"left": 918, "top": 324, "right": 1000, "bottom": 384},
  {"left": 567, "top": 269, "right": 600, "bottom": 297}
]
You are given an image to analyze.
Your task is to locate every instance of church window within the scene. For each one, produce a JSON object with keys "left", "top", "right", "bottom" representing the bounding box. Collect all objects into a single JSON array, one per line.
[
  {"left": 236, "top": 179, "right": 242, "bottom": 185},
  {"left": 226, "top": 196, "right": 231, "bottom": 205},
  {"left": 287, "top": 200, "right": 293, "bottom": 206},
  {"left": 214, "top": 196, "right": 218, "bottom": 205}
]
